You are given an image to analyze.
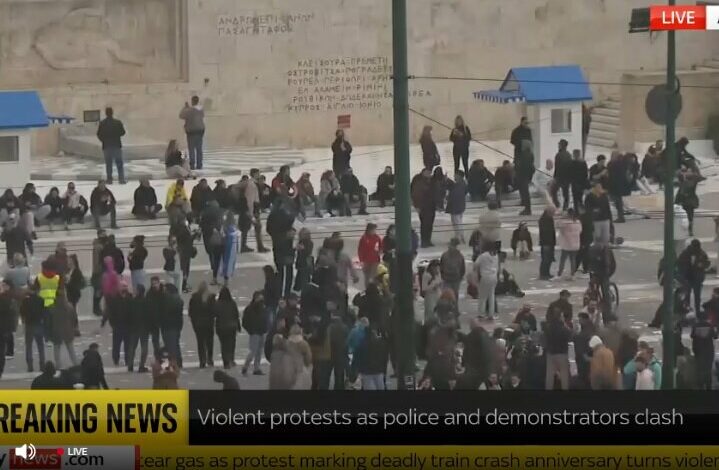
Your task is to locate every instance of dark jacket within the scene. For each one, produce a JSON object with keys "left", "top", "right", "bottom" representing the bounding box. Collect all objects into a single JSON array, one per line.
[
  {"left": 510, "top": 125, "right": 532, "bottom": 156},
  {"left": 548, "top": 298, "right": 573, "bottom": 323},
  {"left": 21, "top": 293, "right": 45, "bottom": 327},
  {"left": 165, "top": 150, "right": 183, "bottom": 168},
  {"left": 450, "top": 126, "right": 472, "bottom": 154},
  {"left": 242, "top": 301, "right": 268, "bottom": 335},
  {"left": 691, "top": 320, "right": 717, "bottom": 359},
  {"left": 144, "top": 288, "right": 165, "bottom": 332},
  {"left": 584, "top": 192, "right": 611, "bottom": 222},
  {"left": 19, "top": 191, "right": 42, "bottom": 212},
  {"left": 65, "top": 268, "right": 86, "bottom": 306},
  {"left": 97, "top": 117, "right": 126, "bottom": 149},
  {"left": 570, "top": 160, "right": 589, "bottom": 189},
  {"left": 678, "top": 247, "right": 711, "bottom": 284},
  {"left": 133, "top": 185, "right": 158, "bottom": 212},
  {"left": 554, "top": 150, "right": 573, "bottom": 183},
  {"left": 420, "top": 136, "right": 440, "bottom": 168},
  {"left": 375, "top": 173, "right": 395, "bottom": 199},
  {"left": 0, "top": 193, "right": 20, "bottom": 212},
  {"left": 331, "top": 138, "right": 352, "bottom": 174},
  {"left": 90, "top": 187, "right": 116, "bottom": 211},
  {"left": 339, "top": 173, "right": 362, "bottom": 195},
  {"left": 543, "top": 320, "right": 571, "bottom": 355},
  {"left": 189, "top": 293, "right": 215, "bottom": 332},
  {"left": 356, "top": 327, "right": 390, "bottom": 375},
  {"left": 100, "top": 244, "right": 125, "bottom": 274},
  {"left": 44, "top": 194, "right": 64, "bottom": 219},
  {"left": 214, "top": 299, "right": 240, "bottom": 334},
  {"left": 468, "top": 166, "right": 494, "bottom": 193},
  {"left": 191, "top": 186, "right": 215, "bottom": 214},
  {"left": 410, "top": 174, "right": 434, "bottom": 211},
  {"left": 128, "top": 246, "right": 148, "bottom": 271},
  {"left": 445, "top": 179, "right": 467, "bottom": 215},
  {"left": 103, "top": 294, "right": 131, "bottom": 331},
  {"left": 266, "top": 206, "right": 294, "bottom": 240},
  {"left": 2, "top": 226, "right": 28, "bottom": 259},
  {"left": 129, "top": 295, "right": 149, "bottom": 334},
  {"left": 538, "top": 213, "right": 556, "bottom": 247},
  {"left": 160, "top": 292, "right": 184, "bottom": 331},
  {"left": 607, "top": 159, "right": 631, "bottom": 196},
  {"left": 81, "top": 349, "right": 109, "bottom": 389},
  {"left": 0, "top": 293, "right": 17, "bottom": 335},
  {"left": 510, "top": 227, "right": 533, "bottom": 253}
]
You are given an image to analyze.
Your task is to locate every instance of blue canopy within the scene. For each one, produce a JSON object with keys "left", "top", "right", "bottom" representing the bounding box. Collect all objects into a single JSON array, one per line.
[
  {"left": 0, "top": 91, "right": 49, "bottom": 130},
  {"left": 475, "top": 65, "right": 592, "bottom": 104}
]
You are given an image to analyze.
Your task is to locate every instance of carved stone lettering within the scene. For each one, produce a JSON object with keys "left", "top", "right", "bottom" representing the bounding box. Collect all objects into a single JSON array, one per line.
[
  {"left": 217, "top": 13, "right": 315, "bottom": 37},
  {"left": 286, "top": 56, "right": 432, "bottom": 112}
]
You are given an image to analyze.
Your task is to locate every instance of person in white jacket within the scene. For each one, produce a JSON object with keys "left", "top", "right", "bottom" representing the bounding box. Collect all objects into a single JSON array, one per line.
[
  {"left": 474, "top": 245, "right": 499, "bottom": 319},
  {"left": 557, "top": 209, "right": 582, "bottom": 280},
  {"left": 478, "top": 201, "right": 502, "bottom": 252},
  {"left": 674, "top": 204, "right": 689, "bottom": 255}
]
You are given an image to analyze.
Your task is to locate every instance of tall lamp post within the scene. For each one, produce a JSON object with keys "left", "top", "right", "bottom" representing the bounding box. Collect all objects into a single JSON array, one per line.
[
  {"left": 629, "top": 1, "right": 677, "bottom": 388},
  {"left": 391, "top": 0, "right": 416, "bottom": 390}
]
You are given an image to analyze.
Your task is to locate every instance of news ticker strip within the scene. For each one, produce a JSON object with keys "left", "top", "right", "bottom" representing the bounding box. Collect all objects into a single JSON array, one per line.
[
  {"left": 2, "top": 391, "right": 719, "bottom": 446},
  {"left": 650, "top": 5, "right": 719, "bottom": 30}
]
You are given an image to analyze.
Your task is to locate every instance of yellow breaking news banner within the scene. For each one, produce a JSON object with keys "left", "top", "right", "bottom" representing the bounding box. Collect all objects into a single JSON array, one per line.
[{"left": 0, "top": 391, "right": 186, "bottom": 446}]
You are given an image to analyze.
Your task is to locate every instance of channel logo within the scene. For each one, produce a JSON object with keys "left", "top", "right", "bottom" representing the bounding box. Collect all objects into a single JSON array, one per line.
[{"left": 7, "top": 446, "right": 61, "bottom": 469}]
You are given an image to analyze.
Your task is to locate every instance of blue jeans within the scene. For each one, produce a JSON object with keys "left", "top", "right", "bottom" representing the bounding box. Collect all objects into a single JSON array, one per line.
[
  {"left": 361, "top": 373, "right": 386, "bottom": 390},
  {"left": 103, "top": 147, "right": 125, "bottom": 183},
  {"left": 244, "top": 334, "right": 265, "bottom": 372},
  {"left": 130, "top": 270, "right": 146, "bottom": 292},
  {"left": 187, "top": 131, "right": 204, "bottom": 170}
]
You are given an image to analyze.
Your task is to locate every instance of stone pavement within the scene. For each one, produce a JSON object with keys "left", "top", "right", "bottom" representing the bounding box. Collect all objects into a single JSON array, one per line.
[{"left": 31, "top": 147, "right": 306, "bottom": 181}]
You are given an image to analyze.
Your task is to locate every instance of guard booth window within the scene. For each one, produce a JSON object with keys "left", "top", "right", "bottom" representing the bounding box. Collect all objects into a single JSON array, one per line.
[
  {"left": 0, "top": 136, "right": 19, "bottom": 162},
  {"left": 551, "top": 108, "right": 572, "bottom": 134}
]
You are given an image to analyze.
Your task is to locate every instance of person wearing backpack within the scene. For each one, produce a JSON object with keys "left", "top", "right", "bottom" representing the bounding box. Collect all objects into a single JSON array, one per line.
[
  {"left": 440, "top": 238, "right": 465, "bottom": 300},
  {"left": 356, "top": 324, "right": 390, "bottom": 390}
]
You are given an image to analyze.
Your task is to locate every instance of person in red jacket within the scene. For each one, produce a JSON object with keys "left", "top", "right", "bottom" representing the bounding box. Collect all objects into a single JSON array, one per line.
[{"left": 358, "top": 223, "right": 383, "bottom": 287}]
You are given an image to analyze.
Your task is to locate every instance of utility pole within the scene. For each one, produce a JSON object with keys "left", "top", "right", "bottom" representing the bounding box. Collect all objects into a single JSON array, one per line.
[
  {"left": 391, "top": 0, "right": 416, "bottom": 390},
  {"left": 661, "top": 0, "right": 677, "bottom": 389}
]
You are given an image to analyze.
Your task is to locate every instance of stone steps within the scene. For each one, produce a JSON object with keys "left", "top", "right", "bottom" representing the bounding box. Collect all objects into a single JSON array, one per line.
[{"left": 586, "top": 135, "right": 615, "bottom": 149}]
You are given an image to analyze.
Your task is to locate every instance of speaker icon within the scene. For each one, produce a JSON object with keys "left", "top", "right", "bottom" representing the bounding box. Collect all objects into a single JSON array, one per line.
[{"left": 15, "top": 443, "right": 36, "bottom": 461}]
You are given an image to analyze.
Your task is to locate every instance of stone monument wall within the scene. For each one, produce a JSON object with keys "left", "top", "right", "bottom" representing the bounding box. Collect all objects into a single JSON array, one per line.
[{"left": 3, "top": 0, "right": 717, "bottom": 149}]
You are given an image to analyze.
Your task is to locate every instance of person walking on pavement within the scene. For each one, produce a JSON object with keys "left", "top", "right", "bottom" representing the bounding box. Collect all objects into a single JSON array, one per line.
[
  {"left": 440, "top": 238, "right": 465, "bottom": 301},
  {"left": 584, "top": 182, "right": 612, "bottom": 246},
  {"left": 102, "top": 282, "right": 131, "bottom": 367},
  {"left": 242, "top": 290, "right": 268, "bottom": 376},
  {"left": 474, "top": 244, "right": 499, "bottom": 320},
  {"left": 450, "top": 115, "right": 472, "bottom": 175},
  {"left": 607, "top": 151, "right": 629, "bottom": 223},
  {"left": 411, "top": 168, "right": 436, "bottom": 247},
  {"left": 557, "top": 208, "right": 582, "bottom": 279},
  {"left": 128, "top": 235, "right": 148, "bottom": 293},
  {"left": 50, "top": 289, "right": 78, "bottom": 369},
  {"left": 96, "top": 107, "right": 126, "bottom": 184},
  {"left": 446, "top": 170, "right": 467, "bottom": 243},
  {"left": 358, "top": 223, "right": 382, "bottom": 287},
  {"left": 249, "top": 169, "right": 270, "bottom": 252},
  {"left": 691, "top": 309, "right": 717, "bottom": 390},
  {"left": 215, "top": 286, "right": 241, "bottom": 369},
  {"left": 678, "top": 239, "right": 711, "bottom": 315},
  {"left": 676, "top": 164, "right": 701, "bottom": 237},
  {"left": 189, "top": 282, "right": 216, "bottom": 369},
  {"left": 544, "top": 309, "right": 572, "bottom": 390},
  {"left": 421, "top": 260, "right": 443, "bottom": 323},
  {"left": 179, "top": 96, "right": 206, "bottom": 170},
  {"left": 20, "top": 284, "right": 45, "bottom": 373},
  {"left": 144, "top": 277, "right": 164, "bottom": 358},
  {"left": 538, "top": 207, "right": 557, "bottom": 280}
]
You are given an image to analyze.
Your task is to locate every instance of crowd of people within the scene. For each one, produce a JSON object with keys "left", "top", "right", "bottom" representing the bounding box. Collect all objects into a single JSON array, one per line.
[{"left": 0, "top": 108, "right": 715, "bottom": 391}]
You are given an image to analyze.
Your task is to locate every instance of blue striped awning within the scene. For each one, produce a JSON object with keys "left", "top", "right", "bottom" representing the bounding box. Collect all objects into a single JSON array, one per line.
[
  {"left": 473, "top": 90, "right": 526, "bottom": 104},
  {"left": 47, "top": 115, "right": 75, "bottom": 124}
]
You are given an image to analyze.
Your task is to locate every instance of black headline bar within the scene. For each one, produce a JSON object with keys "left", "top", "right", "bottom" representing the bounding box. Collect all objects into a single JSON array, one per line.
[{"left": 188, "top": 391, "right": 719, "bottom": 445}]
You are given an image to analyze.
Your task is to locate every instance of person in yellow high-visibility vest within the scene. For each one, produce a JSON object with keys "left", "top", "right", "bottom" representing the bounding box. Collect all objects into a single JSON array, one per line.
[{"left": 36, "top": 261, "right": 60, "bottom": 308}]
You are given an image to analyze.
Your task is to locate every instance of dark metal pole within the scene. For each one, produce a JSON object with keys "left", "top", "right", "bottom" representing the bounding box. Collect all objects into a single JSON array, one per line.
[
  {"left": 661, "top": 0, "right": 676, "bottom": 389},
  {"left": 391, "top": 0, "right": 416, "bottom": 390}
]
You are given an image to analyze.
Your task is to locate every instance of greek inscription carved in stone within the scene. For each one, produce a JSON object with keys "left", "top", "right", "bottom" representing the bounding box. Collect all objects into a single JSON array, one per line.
[
  {"left": 217, "top": 13, "right": 315, "bottom": 36},
  {"left": 286, "top": 56, "right": 432, "bottom": 112}
]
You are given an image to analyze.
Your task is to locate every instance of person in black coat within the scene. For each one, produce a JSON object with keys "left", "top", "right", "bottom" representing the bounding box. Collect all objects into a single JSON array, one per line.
[
  {"left": 132, "top": 178, "right": 163, "bottom": 219},
  {"left": 90, "top": 180, "right": 118, "bottom": 229},
  {"left": 102, "top": 285, "right": 132, "bottom": 367},
  {"left": 340, "top": 168, "right": 368, "bottom": 216},
  {"left": 273, "top": 228, "right": 296, "bottom": 298},
  {"left": 160, "top": 283, "right": 184, "bottom": 367},
  {"left": 1, "top": 214, "right": 30, "bottom": 264},
  {"left": 43, "top": 187, "right": 65, "bottom": 226},
  {"left": 100, "top": 235, "right": 125, "bottom": 274},
  {"left": 510, "top": 117, "right": 532, "bottom": 158},
  {"left": 242, "top": 290, "right": 268, "bottom": 375},
  {"left": 450, "top": 115, "right": 472, "bottom": 174},
  {"left": 21, "top": 286, "right": 45, "bottom": 373},
  {"left": 127, "top": 285, "right": 150, "bottom": 372},
  {"left": 420, "top": 126, "right": 440, "bottom": 170},
  {"left": 81, "top": 343, "right": 109, "bottom": 389},
  {"left": 607, "top": 151, "right": 629, "bottom": 223},
  {"left": 678, "top": 240, "right": 711, "bottom": 315},
  {"left": 214, "top": 287, "right": 240, "bottom": 369},
  {"left": 467, "top": 159, "right": 495, "bottom": 202},
  {"left": 372, "top": 166, "right": 395, "bottom": 207},
  {"left": 96, "top": 107, "right": 126, "bottom": 184},
  {"left": 190, "top": 178, "right": 215, "bottom": 217},
  {"left": 538, "top": 207, "right": 556, "bottom": 280},
  {"left": 31, "top": 361, "right": 68, "bottom": 390},
  {"left": 170, "top": 220, "right": 198, "bottom": 293},
  {"left": 553, "top": 140, "right": 573, "bottom": 211},
  {"left": 189, "top": 282, "right": 216, "bottom": 368},
  {"left": 331, "top": 129, "right": 353, "bottom": 177},
  {"left": 515, "top": 140, "right": 535, "bottom": 215},
  {"left": 570, "top": 149, "right": 589, "bottom": 210}
]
